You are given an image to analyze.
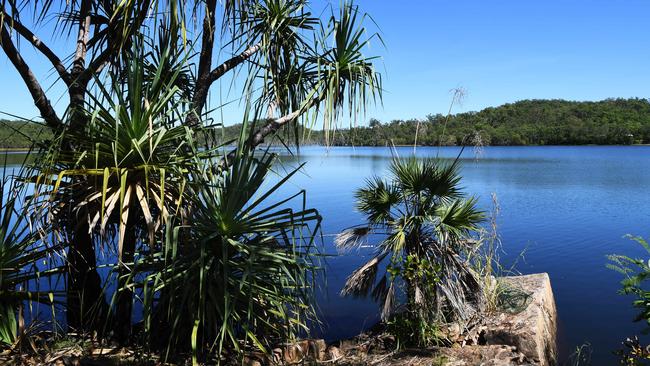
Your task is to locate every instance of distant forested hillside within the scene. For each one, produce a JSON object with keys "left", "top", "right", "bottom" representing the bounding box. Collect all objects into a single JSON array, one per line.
[
  {"left": 3, "top": 98, "right": 650, "bottom": 149},
  {"left": 0, "top": 120, "right": 53, "bottom": 149},
  {"left": 320, "top": 98, "right": 650, "bottom": 146},
  {"left": 223, "top": 98, "right": 650, "bottom": 146}
]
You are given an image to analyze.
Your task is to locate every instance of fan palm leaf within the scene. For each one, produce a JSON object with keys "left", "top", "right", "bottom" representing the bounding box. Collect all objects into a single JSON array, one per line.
[{"left": 338, "top": 156, "right": 485, "bottom": 329}]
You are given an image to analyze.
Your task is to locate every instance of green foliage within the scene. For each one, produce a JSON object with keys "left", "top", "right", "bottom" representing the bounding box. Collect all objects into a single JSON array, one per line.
[
  {"left": 133, "top": 148, "right": 322, "bottom": 361},
  {"left": 159, "top": 98, "right": 650, "bottom": 148},
  {"left": 39, "top": 48, "right": 196, "bottom": 254},
  {"left": 336, "top": 157, "right": 485, "bottom": 334},
  {"left": 0, "top": 157, "right": 61, "bottom": 345},
  {"left": 365, "top": 98, "right": 650, "bottom": 146},
  {"left": 606, "top": 236, "right": 650, "bottom": 363},
  {"left": 385, "top": 312, "right": 442, "bottom": 349},
  {"left": 608, "top": 236, "right": 650, "bottom": 328},
  {"left": 386, "top": 255, "right": 442, "bottom": 347},
  {"left": 0, "top": 120, "right": 52, "bottom": 149},
  {"left": 1, "top": 1, "right": 382, "bottom": 362},
  {"left": 28, "top": 49, "right": 323, "bottom": 362}
]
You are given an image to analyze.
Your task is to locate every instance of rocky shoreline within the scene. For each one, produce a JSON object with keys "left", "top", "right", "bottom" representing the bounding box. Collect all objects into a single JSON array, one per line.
[
  {"left": 244, "top": 273, "right": 557, "bottom": 366},
  {"left": 1, "top": 273, "right": 556, "bottom": 365}
]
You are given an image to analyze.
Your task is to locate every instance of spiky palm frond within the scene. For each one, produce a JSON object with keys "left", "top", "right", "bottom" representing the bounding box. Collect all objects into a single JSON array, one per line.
[
  {"left": 435, "top": 197, "right": 483, "bottom": 247},
  {"left": 0, "top": 157, "right": 62, "bottom": 345},
  {"left": 29, "top": 47, "right": 209, "bottom": 340},
  {"left": 355, "top": 176, "right": 400, "bottom": 225},
  {"left": 247, "top": 1, "right": 383, "bottom": 146},
  {"left": 390, "top": 157, "right": 463, "bottom": 200},
  {"left": 36, "top": 47, "right": 199, "bottom": 257},
  {"left": 131, "top": 147, "right": 322, "bottom": 361},
  {"left": 334, "top": 226, "right": 371, "bottom": 250},
  {"left": 308, "top": 1, "right": 383, "bottom": 140},
  {"left": 381, "top": 281, "right": 395, "bottom": 321}
]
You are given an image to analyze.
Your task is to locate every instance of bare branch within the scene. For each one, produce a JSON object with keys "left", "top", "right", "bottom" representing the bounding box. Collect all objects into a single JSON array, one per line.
[
  {"left": 197, "top": 0, "right": 217, "bottom": 85},
  {"left": 1, "top": 10, "right": 71, "bottom": 85},
  {"left": 81, "top": 0, "right": 152, "bottom": 83},
  {"left": 209, "top": 42, "right": 261, "bottom": 82},
  {"left": 187, "top": 42, "right": 262, "bottom": 127},
  {"left": 70, "top": 0, "right": 92, "bottom": 77},
  {"left": 219, "top": 96, "right": 322, "bottom": 169},
  {"left": 0, "top": 24, "right": 61, "bottom": 129}
]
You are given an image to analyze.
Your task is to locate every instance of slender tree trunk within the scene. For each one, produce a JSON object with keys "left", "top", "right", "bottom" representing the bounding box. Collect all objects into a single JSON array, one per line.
[
  {"left": 67, "top": 219, "right": 106, "bottom": 332},
  {"left": 115, "top": 208, "right": 137, "bottom": 342}
]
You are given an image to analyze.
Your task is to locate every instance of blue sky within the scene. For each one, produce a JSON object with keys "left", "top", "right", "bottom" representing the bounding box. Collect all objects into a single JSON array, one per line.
[{"left": 2, "top": 0, "right": 649, "bottom": 125}]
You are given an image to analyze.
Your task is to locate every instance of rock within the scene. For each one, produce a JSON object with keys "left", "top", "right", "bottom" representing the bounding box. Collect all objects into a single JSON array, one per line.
[
  {"left": 326, "top": 345, "right": 343, "bottom": 361},
  {"left": 282, "top": 344, "right": 303, "bottom": 363},
  {"left": 482, "top": 273, "right": 557, "bottom": 365},
  {"left": 309, "top": 339, "right": 328, "bottom": 361},
  {"left": 440, "top": 345, "right": 528, "bottom": 366},
  {"left": 256, "top": 273, "right": 556, "bottom": 365}
]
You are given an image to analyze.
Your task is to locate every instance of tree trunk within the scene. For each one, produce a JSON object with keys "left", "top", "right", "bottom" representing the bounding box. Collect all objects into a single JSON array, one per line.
[
  {"left": 67, "top": 220, "right": 107, "bottom": 333},
  {"left": 115, "top": 208, "right": 137, "bottom": 342}
]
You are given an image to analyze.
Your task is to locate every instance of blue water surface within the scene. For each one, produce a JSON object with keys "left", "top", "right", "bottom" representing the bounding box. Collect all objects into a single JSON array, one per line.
[
  {"left": 270, "top": 145, "right": 650, "bottom": 365},
  {"left": 4, "top": 146, "right": 649, "bottom": 364}
]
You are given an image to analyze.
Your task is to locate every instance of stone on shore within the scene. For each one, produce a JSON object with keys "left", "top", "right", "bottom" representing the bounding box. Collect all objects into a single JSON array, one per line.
[{"left": 480, "top": 273, "right": 558, "bottom": 365}]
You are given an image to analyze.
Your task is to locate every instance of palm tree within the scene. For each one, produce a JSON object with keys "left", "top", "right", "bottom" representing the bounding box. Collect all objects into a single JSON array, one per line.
[
  {"left": 33, "top": 47, "right": 200, "bottom": 337},
  {"left": 336, "top": 157, "right": 485, "bottom": 330},
  {"left": 2, "top": 2, "right": 382, "bottom": 334},
  {"left": 130, "top": 145, "right": 322, "bottom": 362},
  {"left": 0, "top": 157, "right": 63, "bottom": 345}
]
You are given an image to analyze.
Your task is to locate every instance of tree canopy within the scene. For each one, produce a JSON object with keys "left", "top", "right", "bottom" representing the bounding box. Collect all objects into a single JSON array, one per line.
[{"left": 319, "top": 98, "right": 650, "bottom": 146}]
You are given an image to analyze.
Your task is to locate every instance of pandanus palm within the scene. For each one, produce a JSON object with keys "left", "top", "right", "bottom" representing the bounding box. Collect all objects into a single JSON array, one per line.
[
  {"left": 35, "top": 49, "right": 199, "bottom": 337},
  {"left": 130, "top": 144, "right": 322, "bottom": 362},
  {"left": 336, "top": 157, "right": 485, "bottom": 327},
  {"left": 0, "top": 160, "right": 63, "bottom": 345}
]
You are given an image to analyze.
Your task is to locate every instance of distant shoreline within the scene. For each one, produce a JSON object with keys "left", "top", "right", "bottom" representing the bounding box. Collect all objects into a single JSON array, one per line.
[
  {"left": 3, "top": 144, "right": 650, "bottom": 154},
  {"left": 4, "top": 98, "right": 650, "bottom": 148}
]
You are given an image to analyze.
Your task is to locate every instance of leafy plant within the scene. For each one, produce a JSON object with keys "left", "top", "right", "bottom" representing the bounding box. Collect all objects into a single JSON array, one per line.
[
  {"left": 129, "top": 145, "right": 322, "bottom": 362},
  {"left": 2, "top": 1, "right": 382, "bottom": 361},
  {"left": 336, "top": 157, "right": 484, "bottom": 345},
  {"left": 33, "top": 47, "right": 201, "bottom": 337},
  {"left": 385, "top": 254, "right": 443, "bottom": 347},
  {"left": 608, "top": 235, "right": 650, "bottom": 329},
  {"left": 0, "top": 156, "right": 62, "bottom": 345}
]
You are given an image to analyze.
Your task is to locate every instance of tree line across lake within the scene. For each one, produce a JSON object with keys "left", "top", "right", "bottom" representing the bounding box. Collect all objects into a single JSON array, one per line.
[
  {"left": 318, "top": 98, "right": 650, "bottom": 146},
  {"left": 3, "top": 98, "right": 650, "bottom": 149}
]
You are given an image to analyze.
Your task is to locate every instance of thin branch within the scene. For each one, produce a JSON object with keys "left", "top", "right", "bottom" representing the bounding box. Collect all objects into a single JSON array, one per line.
[
  {"left": 208, "top": 42, "right": 261, "bottom": 82},
  {"left": 1, "top": 10, "right": 71, "bottom": 86},
  {"left": 81, "top": 0, "right": 152, "bottom": 83},
  {"left": 197, "top": 0, "right": 217, "bottom": 85},
  {"left": 185, "top": 1, "right": 264, "bottom": 127},
  {"left": 186, "top": 42, "right": 262, "bottom": 127},
  {"left": 70, "top": 0, "right": 92, "bottom": 77},
  {"left": 220, "top": 96, "right": 322, "bottom": 169},
  {"left": 0, "top": 24, "right": 61, "bottom": 129}
]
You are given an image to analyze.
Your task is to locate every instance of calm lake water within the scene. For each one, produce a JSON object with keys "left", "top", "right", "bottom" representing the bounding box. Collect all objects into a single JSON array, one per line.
[
  {"left": 3, "top": 146, "right": 649, "bottom": 364},
  {"left": 271, "top": 146, "right": 650, "bottom": 365}
]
